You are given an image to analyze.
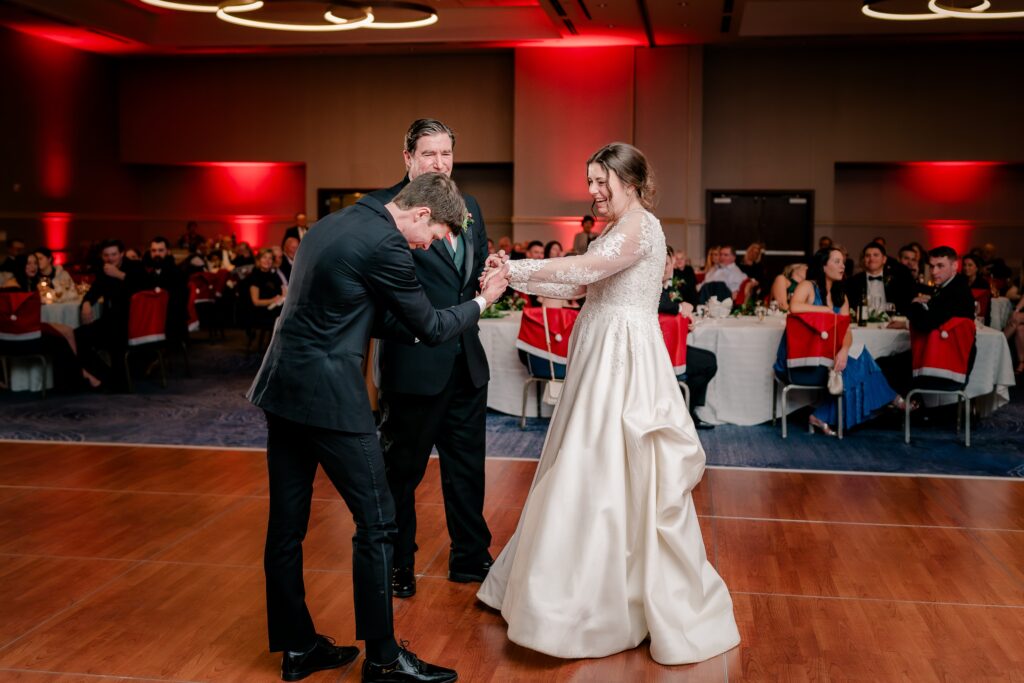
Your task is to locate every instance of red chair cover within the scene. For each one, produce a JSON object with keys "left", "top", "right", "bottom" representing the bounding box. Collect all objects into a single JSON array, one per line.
[
  {"left": 515, "top": 308, "right": 580, "bottom": 364},
  {"left": 970, "top": 289, "right": 991, "bottom": 320},
  {"left": 785, "top": 312, "right": 851, "bottom": 369},
  {"left": 0, "top": 292, "right": 42, "bottom": 341},
  {"left": 911, "top": 317, "right": 975, "bottom": 385},
  {"left": 733, "top": 277, "right": 751, "bottom": 306},
  {"left": 695, "top": 272, "right": 706, "bottom": 284},
  {"left": 128, "top": 289, "right": 169, "bottom": 346},
  {"left": 658, "top": 313, "right": 689, "bottom": 375},
  {"left": 189, "top": 272, "right": 216, "bottom": 305}
]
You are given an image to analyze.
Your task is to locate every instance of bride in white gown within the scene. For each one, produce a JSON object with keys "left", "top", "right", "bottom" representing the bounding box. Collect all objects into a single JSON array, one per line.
[{"left": 476, "top": 143, "right": 740, "bottom": 665}]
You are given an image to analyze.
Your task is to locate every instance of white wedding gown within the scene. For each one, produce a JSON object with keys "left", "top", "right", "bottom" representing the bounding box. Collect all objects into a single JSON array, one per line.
[{"left": 477, "top": 209, "right": 740, "bottom": 665}]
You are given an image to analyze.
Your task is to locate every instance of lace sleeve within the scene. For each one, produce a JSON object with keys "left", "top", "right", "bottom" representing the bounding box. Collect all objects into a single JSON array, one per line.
[{"left": 507, "top": 211, "right": 653, "bottom": 298}]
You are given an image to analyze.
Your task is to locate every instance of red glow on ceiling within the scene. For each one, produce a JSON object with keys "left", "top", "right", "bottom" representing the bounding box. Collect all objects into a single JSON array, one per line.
[
  {"left": 41, "top": 212, "right": 72, "bottom": 254},
  {"left": 923, "top": 220, "right": 973, "bottom": 257},
  {"left": 8, "top": 24, "right": 141, "bottom": 54},
  {"left": 902, "top": 162, "right": 1001, "bottom": 204}
]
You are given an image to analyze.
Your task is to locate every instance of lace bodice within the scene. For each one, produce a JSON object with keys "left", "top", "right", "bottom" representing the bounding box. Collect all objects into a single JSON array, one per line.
[{"left": 507, "top": 209, "right": 666, "bottom": 317}]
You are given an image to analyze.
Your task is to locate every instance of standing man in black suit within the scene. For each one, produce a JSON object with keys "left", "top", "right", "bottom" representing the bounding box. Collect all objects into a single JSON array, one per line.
[
  {"left": 846, "top": 241, "right": 914, "bottom": 316},
  {"left": 282, "top": 212, "right": 309, "bottom": 243},
  {"left": 248, "top": 173, "right": 509, "bottom": 683},
  {"left": 370, "top": 119, "right": 494, "bottom": 600}
]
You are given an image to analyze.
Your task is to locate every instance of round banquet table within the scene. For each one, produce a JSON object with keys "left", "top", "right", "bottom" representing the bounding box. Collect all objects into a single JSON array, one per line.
[
  {"left": 8, "top": 298, "right": 99, "bottom": 392},
  {"left": 479, "top": 312, "right": 1017, "bottom": 426}
]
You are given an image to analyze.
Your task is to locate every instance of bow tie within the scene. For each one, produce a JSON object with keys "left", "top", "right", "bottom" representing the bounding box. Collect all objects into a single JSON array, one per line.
[{"left": 867, "top": 275, "right": 884, "bottom": 282}]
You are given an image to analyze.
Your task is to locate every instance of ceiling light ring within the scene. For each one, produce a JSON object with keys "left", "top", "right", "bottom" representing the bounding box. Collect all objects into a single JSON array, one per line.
[
  {"left": 216, "top": 1, "right": 375, "bottom": 31},
  {"left": 327, "top": 1, "right": 438, "bottom": 29},
  {"left": 928, "top": 0, "right": 1024, "bottom": 19}
]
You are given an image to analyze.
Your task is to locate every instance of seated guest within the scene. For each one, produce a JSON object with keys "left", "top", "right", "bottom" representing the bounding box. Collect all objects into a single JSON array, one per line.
[
  {"left": 497, "top": 236, "right": 513, "bottom": 256},
  {"left": 3, "top": 253, "right": 40, "bottom": 291},
  {"left": 666, "top": 245, "right": 698, "bottom": 306},
  {"left": 206, "top": 250, "right": 224, "bottom": 273},
  {"left": 34, "top": 248, "right": 74, "bottom": 294},
  {"left": 773, "top": 248, "right": 903, "bottom": 436},
  {"left": 143, "top": 236, "right": 189, "bottom": 343},
  {"left": 543, "top": 241, "right": 563, "bottom": 259},
  {"left": 660, "top": 251, "right": 715, "bottom": 430},
  {"left": 817, "top": 235, "right": 833, "bottom": 251},
  {"left": 232, "top": 241, "right": 255, "bottom": 269},
  {"left": 177, "top": 221, "right": 205, "bottom": 253},
  {"left": 525, "top": 240, "right": 544, "bottom": 260},
  {"left": 701, "top": 244, "right": 748, "bottom": 300},
  {"left": 2, "top": 237, "right": 26, "bottom": 275},
  {"left": 904, "top": 246, "right": 977, "bottom": 389},
  {"left": 124, "top": 247, "right": 143, "bottom": 262},
  {"left": 701, "top": 245, "right": 720, "bottom": 274},
  {"left": 961, "top": 254, "right": 990, "bottom": 294},
  {"left": 280, "top": 236, "right": 299, "bottom": 282},
  {"left": 897, "top": 244, "right": 920, "bottom": 280},
  {"left": 846, "top": 241, "right": 914, "bottom": 316},
  {"left": 572, "top": 215, "right": 597, "bottom": 254},
  {"left": 739, "top": 242, "right": 766, "bottom": 285},
  {"left": 247, "top": 248, "right": 286, "bottom": 329},
  {"left": 770, "top": 263, "right": 807, "bottom": 312},
  {"left": 74, "top": 239, "right": 147, "bottom": 388},
  {"left": 487, "top": 238, "right": 495, "bottom": 255},
  {"left": 1004, "top": 297, "right": 1024, "bottom": 374}
]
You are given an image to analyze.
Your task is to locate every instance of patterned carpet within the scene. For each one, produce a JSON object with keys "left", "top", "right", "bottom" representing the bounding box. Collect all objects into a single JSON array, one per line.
[{"left": 1, "top": 330, "right": 1021, "bottom": 477}]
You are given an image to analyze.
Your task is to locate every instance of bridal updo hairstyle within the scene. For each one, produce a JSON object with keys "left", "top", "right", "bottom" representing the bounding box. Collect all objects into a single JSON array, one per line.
[{"left": 586, "top": 142, "right": 657, "bottom": 211}]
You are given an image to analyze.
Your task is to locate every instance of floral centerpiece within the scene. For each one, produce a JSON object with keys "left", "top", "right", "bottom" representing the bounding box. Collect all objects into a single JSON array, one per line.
[{"left": 481, "top": 293, "right": 526, "bottom": 319}]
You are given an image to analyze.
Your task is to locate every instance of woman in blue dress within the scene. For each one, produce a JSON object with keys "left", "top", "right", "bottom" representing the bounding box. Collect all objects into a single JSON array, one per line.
[{"left": 774, "top": 247, "right": 903, "bottom": 436}]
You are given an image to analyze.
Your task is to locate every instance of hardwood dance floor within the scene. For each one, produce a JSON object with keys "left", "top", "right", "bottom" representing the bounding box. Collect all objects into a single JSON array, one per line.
[{"left": 0, "top": 441, "right": 1022, "bottom": 682}]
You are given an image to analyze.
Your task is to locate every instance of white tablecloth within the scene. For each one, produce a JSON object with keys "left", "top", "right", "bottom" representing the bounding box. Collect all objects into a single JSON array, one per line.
[
  {"left": 8, "top": 299, "right": 97, "bottom": 392},
  {"left": 480, "top": 312, "right": 1017, "bottom": 426},
  {"left": 990, "top": 297, "right": 1012, "bottom": 332},
  {"left": 480, "top": 312, "right": 554, "bottom": 419},
  {"left": 689, "top": 317, "right": 1016, "bottom": 425}
]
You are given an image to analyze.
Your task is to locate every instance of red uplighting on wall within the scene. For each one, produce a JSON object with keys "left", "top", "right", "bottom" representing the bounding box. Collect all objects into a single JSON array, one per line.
[
  {"left": 41, "top": 212, "right": 72, "bottom": 257},
  {"left": 902, "top": 162, "right": 1001, "bottom": 204},
  {"left": 923, "top": 220, "right": 973, "bottom": 256},
  {"left": 231, "top": 215, "right": 267, "bottom": 249}
]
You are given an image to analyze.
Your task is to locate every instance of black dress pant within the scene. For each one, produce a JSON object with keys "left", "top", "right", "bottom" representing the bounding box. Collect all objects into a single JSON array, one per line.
[
  {"left": 379, "top": 352, "right": 491, "bottom": 570},
  {"left": 74, "top": 316, "right": 127, "bottom": 385},
  {"left": 264, "top": 411, "right": 396, "bottom": 652},
  {"left": 684, "top": 346, "right": 717, "bottom": 409}
]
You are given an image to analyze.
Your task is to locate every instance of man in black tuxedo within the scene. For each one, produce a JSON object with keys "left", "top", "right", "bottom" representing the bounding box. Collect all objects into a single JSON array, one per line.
[
  {"left": 143, "top": 236, "right": 189, "bottom": 343},
  {"left": 75, "top": 239, "right": 147, "bottom": 388},
  {"left": 370, "top": 119, "right": 494, "bottom": 600},
  {"left": 846, "top": 241, "right": 914, "bottom": 316},
  {"left": 906, "top": 245, "right": 977, "bottom": 390},
  {"left": 248, "top": 173, "right": 508, "bottom": 683},
  {"left": 659, "top": 250, "right": 716, "bottom": 430}
]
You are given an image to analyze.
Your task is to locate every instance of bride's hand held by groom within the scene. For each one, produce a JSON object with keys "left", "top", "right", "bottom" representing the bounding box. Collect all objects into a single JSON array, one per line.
[{"left": 479, "top": 250, "right": 511, "bottom": 305}]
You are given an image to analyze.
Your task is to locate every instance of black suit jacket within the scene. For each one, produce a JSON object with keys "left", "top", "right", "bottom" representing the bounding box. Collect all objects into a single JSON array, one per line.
[
  {"left": 369, "top": 178, "right": 490, "bottom": 395},
  {"left": 283, "top": 225, "right": 307, "bottom": 243},
  {"left": 847, "top": 264, "right": 915, "bottom": 315},
  {"left": 671, "top": 266, "right": 699, "bottom": 307},
  {"left": 907, "top": 273, "right": 976, "bottom": 332},
  {"left": 247, "top": 196, "right": 482, "bottom": 432},
  {"left": 83, "top": 259, "right": 147, "bottom": 326}
]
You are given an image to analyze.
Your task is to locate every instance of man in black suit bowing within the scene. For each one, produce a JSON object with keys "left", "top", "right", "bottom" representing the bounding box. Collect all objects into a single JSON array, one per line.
[
  {"left": 248, "top": 173, "right": 508, "bottom": 683},
  {"left": 370, "top": 119, "right": 494, "bottom": 599}
]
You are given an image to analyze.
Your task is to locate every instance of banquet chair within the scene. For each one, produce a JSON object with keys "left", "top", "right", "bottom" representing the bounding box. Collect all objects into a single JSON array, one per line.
[
  {"left": 772, "top": 311, "right": 850, "bottom": 439},
  {"left": 515, "top": 307, "right": 579, "bottom": 429},
  {"left": 188, "top": 271, "right": 225, "bottom": 340},
  {"left": 659, "top": 312, "right": 691, "bottom": 407},
  {"left": 123, "top": 289, "right": 170, "bottom": 393},
  {"left": 905, "top": 317, "right": 976, "bottom": 447},
  {"left": 0, "top": 292, "right": 48, "bottom": 398}
]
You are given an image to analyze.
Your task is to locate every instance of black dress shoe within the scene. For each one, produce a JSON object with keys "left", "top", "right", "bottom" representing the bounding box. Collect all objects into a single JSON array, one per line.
[
  {"left": 392, "top": 566, "right": 416, "bottom": 598},
  {"left": 362, "top": 646, "right": 457, "bottom": 683},
  {"left": 448, "top": 559, "right": 492, "bottom": 583},
  {"left": 691, "top": 414, "right": 715, "bottom": 430},
  {"left": 281, "top": 634, "right": 359, "bottom": 681}
]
